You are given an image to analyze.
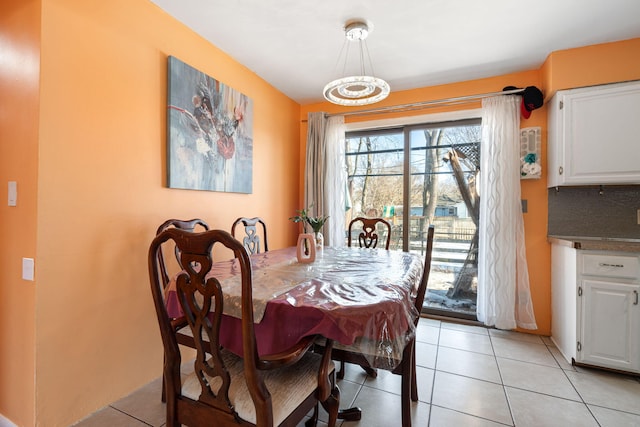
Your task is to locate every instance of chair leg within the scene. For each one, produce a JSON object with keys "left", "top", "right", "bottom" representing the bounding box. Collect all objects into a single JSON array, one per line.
[
  {"left": 400, "top": 341, "right": 414, "bottom": 427},
  {"left": 161, "top": 355, "right": 166, "bottom": 402},
  {"left": 166, "top": 395, "right": 178, "bottom": 427},
  {"left": 410, "top": 343, "right": 418, "bottom": 401},
  {"left": 321, "top": 384, "right": 341, "bottom": 427},
  {"left": 362, "top": 366, "right": 378, "bottom": 378},
  {"left": 305, "top": 404, "right": 319, "bottom": 427},
  {"left": 337, "top": 358, "right": 345, "bottom": 379}
]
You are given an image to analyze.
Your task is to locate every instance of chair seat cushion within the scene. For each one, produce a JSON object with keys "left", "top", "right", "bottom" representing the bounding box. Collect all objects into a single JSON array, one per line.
[{"left": 182, "top": 349, "right": 334, "bottom": 425}]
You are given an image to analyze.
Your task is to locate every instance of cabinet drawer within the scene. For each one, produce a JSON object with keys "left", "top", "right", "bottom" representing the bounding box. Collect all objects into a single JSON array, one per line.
[{"left": 581, "top": 253, "right": 640, "bottom": 279}]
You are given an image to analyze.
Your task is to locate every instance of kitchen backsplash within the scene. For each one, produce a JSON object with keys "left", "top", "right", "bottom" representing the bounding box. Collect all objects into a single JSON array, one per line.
[{"left": 547, "top": 185, "right": 640, "bottom": 239}]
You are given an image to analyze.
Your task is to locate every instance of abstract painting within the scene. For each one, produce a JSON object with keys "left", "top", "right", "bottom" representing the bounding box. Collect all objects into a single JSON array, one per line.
[{"left": 167, "top": 56, "right": 253, "bottom": 193}]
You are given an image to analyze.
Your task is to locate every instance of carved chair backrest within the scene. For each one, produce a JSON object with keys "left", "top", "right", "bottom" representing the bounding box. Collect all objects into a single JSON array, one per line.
[
  {"left": 348, "top": 217, "right": 392, "bottom": 250},
  {"left": 231, "top": 217, "right": 268, "bottom": 255},
  {"left": 155, "top": 219, "right": 209, "bottom": 288}
]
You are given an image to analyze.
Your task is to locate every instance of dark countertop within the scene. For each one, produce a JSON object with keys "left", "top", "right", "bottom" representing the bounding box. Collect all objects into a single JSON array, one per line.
[{"left": 548, "top": 235, "right": 640, "bottom": 253}]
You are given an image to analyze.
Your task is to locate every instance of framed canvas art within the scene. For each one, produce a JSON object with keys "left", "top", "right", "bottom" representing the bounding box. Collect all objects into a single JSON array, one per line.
[{"left": 167, "top": 56, "right": 253, "bottom": 193}]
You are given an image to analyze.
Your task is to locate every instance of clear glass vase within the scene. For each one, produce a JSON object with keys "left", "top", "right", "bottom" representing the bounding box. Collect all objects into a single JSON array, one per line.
[{"left": 314, "top": 231, "right": 324, "bottom": 253}]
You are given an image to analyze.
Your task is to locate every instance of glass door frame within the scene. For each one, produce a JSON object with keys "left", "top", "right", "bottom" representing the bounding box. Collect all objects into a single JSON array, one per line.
[{"left": 345, "top": 117, "right": 481, "bottom": 321}]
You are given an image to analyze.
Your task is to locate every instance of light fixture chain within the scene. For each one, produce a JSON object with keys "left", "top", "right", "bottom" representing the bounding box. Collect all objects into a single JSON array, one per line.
[
  {"left": 329, "top": 39, "right": 349, "bottom": 80},
  {"left": 358, "top": 40, "right": 366, "bottom": 76},
  {"left": 362, "top": 39, "right": 377, "bottom": 79},
  {"left": 341, "top": 40, "right": 352, "bottom": 78}
]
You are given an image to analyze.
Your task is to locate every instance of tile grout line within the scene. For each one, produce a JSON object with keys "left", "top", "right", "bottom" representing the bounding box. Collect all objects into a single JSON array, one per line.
[
  {"left": 107, "top": 405, "right": 155, "bottom": 427},
  {"left": 488, "top": 331, "right": 517, "bottom": 427},
  {"left": 428, "top": 403, "right": 514, "bottom": 427},
  {"left": 552, "top": 352, "right": 604, "bottom": 426},
  {"left": 425, "top": 321, "right": 441, "bottom": 426}
]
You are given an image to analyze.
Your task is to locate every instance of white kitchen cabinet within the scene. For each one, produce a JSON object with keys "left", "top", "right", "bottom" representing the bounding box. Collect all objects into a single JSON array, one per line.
[
  {"left": 547, "top": 80, "right": 640, "bottom": 187},
  {"left": 576, "top": 252, "right": 640, "bottom": 373},
  {"left": 578, "top": 279, "right": 640, "bottom": 372},
  {"left": 551, "top": 244, "right": 640, "bottom": 374},
  {"left": 550, "top": 243, "right": 577, "bottom": 364}
]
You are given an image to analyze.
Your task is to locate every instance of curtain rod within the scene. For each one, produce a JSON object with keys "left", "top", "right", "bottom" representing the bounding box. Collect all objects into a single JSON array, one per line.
[{"left": 324, "top": 88, "right": 524, "bottom": 118}]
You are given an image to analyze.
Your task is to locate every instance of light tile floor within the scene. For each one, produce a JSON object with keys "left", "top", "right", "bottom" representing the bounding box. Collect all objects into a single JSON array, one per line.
[{"left": 75, "top": 318, "right": 640, "bottom": 427}]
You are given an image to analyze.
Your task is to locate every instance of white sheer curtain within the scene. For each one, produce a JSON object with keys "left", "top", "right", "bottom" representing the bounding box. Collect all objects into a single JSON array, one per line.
[
  {"left": 477, "top": 96, "right": 537, "bottom": 330},
  {"left": 305, "top": 112, "right": 346, "bottom": 247}
]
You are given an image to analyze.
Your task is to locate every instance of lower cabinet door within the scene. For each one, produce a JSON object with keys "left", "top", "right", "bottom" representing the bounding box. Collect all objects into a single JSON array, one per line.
[{"left": 578, "top": 279, "right": 640, "bottom": 373}]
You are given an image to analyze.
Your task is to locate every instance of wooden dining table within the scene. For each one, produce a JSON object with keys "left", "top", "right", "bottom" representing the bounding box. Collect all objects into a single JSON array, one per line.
[
  {"left": 165, "top": 245, "right": 424, "bottom": 424},
  {"left": 166, "top": 245, "right": 424, "bottom": 369}
]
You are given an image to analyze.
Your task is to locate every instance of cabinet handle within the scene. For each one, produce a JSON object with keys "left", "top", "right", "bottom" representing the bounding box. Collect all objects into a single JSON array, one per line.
[
  {"left": 634, "top": 290, "right": 638, "bottom": 305},
  {"left": 558, "top": 166, "right": 563, "bottom": 175},
  {"left": 599, "top": 262, "right": 624, "bottom": 268}
]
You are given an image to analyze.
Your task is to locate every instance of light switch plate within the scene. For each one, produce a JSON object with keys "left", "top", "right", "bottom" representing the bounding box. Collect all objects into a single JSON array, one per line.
[
  {"left": 22, "top": 258, "right": 34, "bottom": 281},
  {"left": 8, "top": 181, "right": 17, "bottom": 206}
]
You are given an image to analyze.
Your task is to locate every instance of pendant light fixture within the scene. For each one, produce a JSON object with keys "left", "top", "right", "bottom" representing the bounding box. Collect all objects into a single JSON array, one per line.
[{"left": 323, "top": 20, "right": 390, "bottom": 106}]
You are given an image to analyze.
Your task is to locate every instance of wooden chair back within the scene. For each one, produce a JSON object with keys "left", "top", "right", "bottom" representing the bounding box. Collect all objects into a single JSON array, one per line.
[
  {"left": 413, "top": 225, "right": 435, "bottom": 317},
  {"left": 231, "top": 217, "right": 268, "bottom": 255},
  {"left": 154, "top": 219, "right": 210, "bottom": 403},
  {"left": 148, "top": 228, "right": 338, "bottom": 427},
  {"left": 155, "top": 219, "right": 209, "bottom": 288},
  {"left": 348, "top": 217, "right": 391, "bottom": 250}
]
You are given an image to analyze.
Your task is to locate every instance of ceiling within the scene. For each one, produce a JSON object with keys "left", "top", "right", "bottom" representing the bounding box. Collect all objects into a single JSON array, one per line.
[{"left": 149, "top": 0, "right": 640, "bottom": 105}]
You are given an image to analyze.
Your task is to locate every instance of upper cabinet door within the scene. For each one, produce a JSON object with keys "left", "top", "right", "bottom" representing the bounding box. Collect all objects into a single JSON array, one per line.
[{"left": 547, "top": 81, "right": 640, "bottom": 187}]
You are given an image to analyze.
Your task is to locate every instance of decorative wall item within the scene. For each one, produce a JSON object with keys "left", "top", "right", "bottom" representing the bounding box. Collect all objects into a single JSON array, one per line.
[
  {"left": 520, "top": 127, "right": 541, "bottom": 179},
  {"left": 167, "top": 56, "right": 253, "bottom": 193}
]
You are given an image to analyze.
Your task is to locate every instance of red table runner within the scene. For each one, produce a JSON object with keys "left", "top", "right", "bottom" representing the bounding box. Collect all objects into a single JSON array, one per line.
[{"left": 166, "top": 246, "right": 424, "bottom": 369}]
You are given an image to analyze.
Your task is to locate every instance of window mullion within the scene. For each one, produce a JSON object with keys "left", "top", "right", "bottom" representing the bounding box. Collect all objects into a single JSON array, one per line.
[{"left": 402, "top": 127, "right": 411, "bottom": 252}]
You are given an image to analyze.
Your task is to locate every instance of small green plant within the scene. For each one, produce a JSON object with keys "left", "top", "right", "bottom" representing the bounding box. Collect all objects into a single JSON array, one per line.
[{"left": 289, "top": 205, "right": 329, "bottom": 234}]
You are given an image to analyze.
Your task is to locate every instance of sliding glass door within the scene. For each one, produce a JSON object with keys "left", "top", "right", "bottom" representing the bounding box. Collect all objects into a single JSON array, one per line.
[{"left": 345, "top": 119, "right": 481, "bottom": 319}]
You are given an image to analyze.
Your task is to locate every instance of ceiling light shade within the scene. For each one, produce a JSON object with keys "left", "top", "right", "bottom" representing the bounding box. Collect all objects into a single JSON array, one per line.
[{"left": 323, "top": 21, "right": 390, "bottom": 106}]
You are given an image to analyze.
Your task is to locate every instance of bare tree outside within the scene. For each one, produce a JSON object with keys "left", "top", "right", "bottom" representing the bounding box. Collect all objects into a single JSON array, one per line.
[
  {"left": 418, "top": 129, "right": 442, "bottom": 241},
  {"left": 345, "top": 120, "right": 481, "bottom": 319},
  {"left": 346, "top": 132, "right": 404, "bottom": 219}
]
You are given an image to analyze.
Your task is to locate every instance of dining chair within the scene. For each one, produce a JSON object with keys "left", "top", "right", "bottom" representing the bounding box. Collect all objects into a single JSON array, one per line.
[
  {"left": 318, "top": 225, "right": 435, "bottom": 427},
  {"left": 347, "top": 217, "right": 391, "bottom": 250},
  {"left": 231, "top": 216, "right": 269, "bottom": 255},
  {"left": 155, "top": 218, "right": 209, "bottom": 402},
  {"left": 338, "top": 216, "right": 392, "bottom": 379},
  {"left": 149, "top": 228, "right": 340, "bottom": 427}
]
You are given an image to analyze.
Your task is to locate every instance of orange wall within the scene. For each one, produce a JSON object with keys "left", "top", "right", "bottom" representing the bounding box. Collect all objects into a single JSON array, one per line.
[
  {"left": 543, "top": 38, "right": 640, "bottom": 98},
  {"left": 0, "top": 0, "right": 40, "bottom": 425},
  {"left": 2, "top": 0, "right": 640, "bottom": 424},
  {"left": 2, "top": 0, "right": 302, "bottom": 425}
]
